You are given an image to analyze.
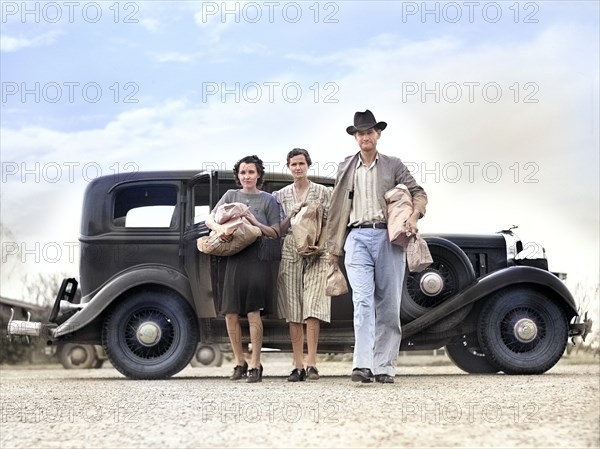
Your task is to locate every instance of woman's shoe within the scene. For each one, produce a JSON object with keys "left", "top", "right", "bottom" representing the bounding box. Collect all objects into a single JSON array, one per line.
[
  {"left": 306, "top": 366, "right": 320, "bottom": 380},
  {"left": 287, "top": 368, "right": 307, "bottom": 382},
  {"left": 247, "top": 364, "right": 263, "bottom": 383},
  {"left": 230, "top": 361, "right": 248, "bottom": 381}
]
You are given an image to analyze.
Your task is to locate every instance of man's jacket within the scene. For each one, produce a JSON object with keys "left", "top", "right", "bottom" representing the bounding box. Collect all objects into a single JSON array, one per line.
[{"left": 327, "top": 152, "right": 428, "bottom": 256}]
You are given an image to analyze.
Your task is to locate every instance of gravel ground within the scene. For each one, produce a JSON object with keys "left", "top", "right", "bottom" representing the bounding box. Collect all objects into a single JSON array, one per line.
[{"left": 1, "top": 354, "right": 598, "bottom": 449}]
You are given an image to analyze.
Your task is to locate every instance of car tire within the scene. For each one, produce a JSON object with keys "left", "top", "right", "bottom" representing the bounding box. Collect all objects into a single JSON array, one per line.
[
  {"left": 190, "top": 344, "right": 224, "bottom": 367},
  {"left": 446, "top": 333, "right": 499, "bottom": 374},
  {"left": 478, "top": 287, "right": 568, "bottom": 374},
  {"left": 102, "top": 289, "right": 198, "bottom": 380},
  {"left": 57, "top": 343, "right": 97, "bottom": 369},
  {"left": 92, "top": 358, "right": 104, "bottom": 369},
  {"left": 401, "top": 238, "right": 476, "bottom": 332}
]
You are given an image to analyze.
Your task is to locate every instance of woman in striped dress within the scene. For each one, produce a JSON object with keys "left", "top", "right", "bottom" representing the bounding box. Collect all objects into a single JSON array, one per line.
[{"left": 273, "top": 148, "right": 332, "bottom": 382}]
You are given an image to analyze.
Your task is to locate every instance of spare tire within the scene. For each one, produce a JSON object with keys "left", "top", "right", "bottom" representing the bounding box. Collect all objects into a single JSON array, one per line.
[{"left": 401, "top": 238, "right": 476, "bottom": 332}]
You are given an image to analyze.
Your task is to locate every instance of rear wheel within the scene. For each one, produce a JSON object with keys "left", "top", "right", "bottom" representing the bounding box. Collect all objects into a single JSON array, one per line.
[
  {"left": 401, "top": 238, "right": 475, "bottom": 332},
  {"left": 446, "top": 333, "right": 499, "bottom": 374},
  {"left": 57, "top": 343, "right": 97, "bottom": 369},
  {"left": 478, "top": 288, "right": 568, "bottom": 374},
  {"left": 92, "top": 358, "right": 104, "bottom": 369},
  {"left": 190, "top": 344, "right": 224, "bottom": 367},
  {"left": 102, "top": 289, "right": 198, "bottom": 379}
]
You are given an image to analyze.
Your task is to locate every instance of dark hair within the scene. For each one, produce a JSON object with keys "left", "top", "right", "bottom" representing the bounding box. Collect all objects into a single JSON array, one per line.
[
  {"left": 286, "top": 148, "right": 312, "bottom": 167},
  {"left": 233, "top": 155, "right": 265, "bottom": 188}
]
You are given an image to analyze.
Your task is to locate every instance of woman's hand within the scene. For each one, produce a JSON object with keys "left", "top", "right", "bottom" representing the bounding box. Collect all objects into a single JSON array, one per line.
[
  {"left": 329, "top": 254, "right": 340, "bottom": 270},
  {"left": 242, "top": 210, "right": 259, "bottom": 226},
  {"left": 290, "top": 202, "right": 303, "bottom": 217},
  {"left": 218, "top": 231, "right": 234, "bottom": 243},
  {"left": 241, "top": 209, "right": 279, "bottom": 238}
]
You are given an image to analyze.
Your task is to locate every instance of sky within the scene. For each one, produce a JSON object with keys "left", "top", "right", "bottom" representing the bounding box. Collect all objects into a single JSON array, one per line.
[{"left": 1, "top": 1, "right": 599, "bottom": 310}]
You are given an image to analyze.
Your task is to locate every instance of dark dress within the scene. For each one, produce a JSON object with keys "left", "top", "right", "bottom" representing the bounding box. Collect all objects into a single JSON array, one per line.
[{"left": 215, "top": 190, "right": 280, "bottom": 315}]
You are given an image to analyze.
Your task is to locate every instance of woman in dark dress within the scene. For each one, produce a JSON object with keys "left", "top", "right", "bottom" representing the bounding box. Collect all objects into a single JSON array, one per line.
[{"left": 205, "top": 155, "right": 280, "bottom": 383}]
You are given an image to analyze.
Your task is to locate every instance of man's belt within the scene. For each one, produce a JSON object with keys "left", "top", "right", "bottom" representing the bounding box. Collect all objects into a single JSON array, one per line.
[{"left": 350, "top": 222, "right": 387, "bottom": 229}]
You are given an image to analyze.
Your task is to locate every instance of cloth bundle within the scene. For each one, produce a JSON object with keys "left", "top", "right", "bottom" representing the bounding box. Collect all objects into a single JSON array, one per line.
[
  {"left": 384, "top": 184, "right": 433, "bottom": 272},
  {"left": 290, "top": 201, "right": 324, "bottom": 257},
  {"left": 197, "top": 202, "right": 261, "bottom": 256}
]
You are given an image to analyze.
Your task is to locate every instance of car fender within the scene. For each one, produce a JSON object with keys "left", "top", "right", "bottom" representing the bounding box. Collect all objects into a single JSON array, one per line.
[
  {"left": 52, "top": 264, "right": 213, "bottom": 338},
  {"left": 402, "top": 266, "right": 578, "bottom": 338}
]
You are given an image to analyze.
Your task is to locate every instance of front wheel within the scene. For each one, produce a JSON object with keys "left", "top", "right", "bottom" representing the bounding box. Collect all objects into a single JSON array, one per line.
[
  {"left": 102, "top": 289, "right": 198, "bottom": 379},
  {"left": 446, "top": 333, "right": 499, "bottom": 374},
  {"left": 478, "top": 288, "right": 568, "bottom": 375}
]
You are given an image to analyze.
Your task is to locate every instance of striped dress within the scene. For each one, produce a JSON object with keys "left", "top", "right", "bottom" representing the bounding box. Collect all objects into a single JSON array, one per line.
[{"left": 273, "top": 182, "right": 332, "bottom": 323}]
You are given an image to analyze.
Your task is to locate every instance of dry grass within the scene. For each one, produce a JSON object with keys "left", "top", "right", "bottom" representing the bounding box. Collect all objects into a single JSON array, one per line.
[{"left": 560, "top": 350, "right": 600, "bottom": 365}]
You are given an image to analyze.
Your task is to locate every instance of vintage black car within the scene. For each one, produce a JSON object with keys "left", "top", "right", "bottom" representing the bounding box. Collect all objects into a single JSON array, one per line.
[{"left": 7, "top": 170, "right": 591, "bottom": 378}]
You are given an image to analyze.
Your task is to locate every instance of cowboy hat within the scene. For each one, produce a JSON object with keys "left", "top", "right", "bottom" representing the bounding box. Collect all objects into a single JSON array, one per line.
[{"left": 346, "top": 110, "right": 387, "bottom": 135}]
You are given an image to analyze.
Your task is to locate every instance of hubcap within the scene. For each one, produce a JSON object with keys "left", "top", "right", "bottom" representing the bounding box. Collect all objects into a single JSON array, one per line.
[
  {"left": 197, "top": 346, "right": 216, "bottom": 364},
  {"left": 420, "top": 272, "right": 444, "bottom": 296},
  {"left": 137, "top": 321, "right": 162, "bottom": 346},
  {"left": 71, "top": 347, "right": 87, "bottom": 364},
  {"left": 513, "top": 318, "right": 538, "bottom": 343}
]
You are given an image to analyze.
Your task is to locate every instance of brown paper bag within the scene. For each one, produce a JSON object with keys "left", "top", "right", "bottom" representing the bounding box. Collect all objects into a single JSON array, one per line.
[
  {"left": 406, "top": 234, "right": 433, "bottom": 272},
  {"left": 325, "top": 264, "right": 349, "bottom": 296},
  {"left": 291, "top": 202, "right": 323, "bottom": 256}
]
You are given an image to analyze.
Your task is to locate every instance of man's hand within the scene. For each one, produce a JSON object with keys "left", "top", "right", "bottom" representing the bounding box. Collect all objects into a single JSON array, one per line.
[{"left": 405, "top": 213, "right": 420, "bottom": 236}]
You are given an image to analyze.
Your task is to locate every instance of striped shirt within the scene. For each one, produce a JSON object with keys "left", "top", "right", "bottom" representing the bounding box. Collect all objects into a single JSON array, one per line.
[{"left": 349, "top": 155, "right": 385, "bottom": 226}]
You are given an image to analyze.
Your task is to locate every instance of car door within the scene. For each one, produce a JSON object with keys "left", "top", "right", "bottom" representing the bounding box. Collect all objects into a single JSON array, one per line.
[{"left": 181, "top": 173, "right": 218, "bottom": 320}]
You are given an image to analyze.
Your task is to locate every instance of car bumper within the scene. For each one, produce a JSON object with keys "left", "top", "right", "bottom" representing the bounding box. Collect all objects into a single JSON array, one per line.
[{"left": 569, "top": 315, "right": 593, "bottom": 341}]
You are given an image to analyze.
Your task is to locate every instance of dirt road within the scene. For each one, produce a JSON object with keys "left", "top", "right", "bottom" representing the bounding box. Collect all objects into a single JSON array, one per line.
[{"left": 1, "top": 356, "right": 598, "bottom": 448}]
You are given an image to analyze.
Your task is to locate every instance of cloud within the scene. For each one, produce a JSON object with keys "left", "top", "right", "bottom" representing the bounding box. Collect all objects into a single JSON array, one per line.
[
  {"left": 150, "top": 41, "right": 267, "bottom": 64},
  {"left": 139, "top": 17, "right": 161, "bottom": 33},
  {"left": 0, "top": 30, "right": 63, "bottom": 52},
  {"left": 151, "top": 51, "right": 203, "bottom": 63},
  {"left": 285, "top": 35, "right": 461, "bottom": 66},
  {"left": 193, "top": 5, "right": 232, "bottom": 45}
]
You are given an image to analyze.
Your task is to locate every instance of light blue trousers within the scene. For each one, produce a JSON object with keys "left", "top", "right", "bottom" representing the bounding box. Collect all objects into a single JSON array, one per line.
[{"left": 344, "top": 228, "right": 406, "bottom": 376}]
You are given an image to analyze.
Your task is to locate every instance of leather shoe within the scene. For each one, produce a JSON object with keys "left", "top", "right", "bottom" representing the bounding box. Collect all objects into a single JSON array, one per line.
[
  {"left": 230, "top": 361, "right": 248, "bottom": 381},
  {"left": 375, "top": 374, "right": 394, "bottom": 384},
  {"left": 247, "top": 364, "right": 263, "bottom": 383},
  {"left": 287, "top": 368, "right": 306, "bottom": 382},
  {"left": 351, "top": 368, "right": 374, "bottom": 383},
  {"left": 306, "top": 366, "right": 320, "bottom": 380}
]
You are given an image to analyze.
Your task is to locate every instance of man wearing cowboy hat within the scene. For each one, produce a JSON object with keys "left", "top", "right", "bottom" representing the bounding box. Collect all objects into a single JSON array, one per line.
[{"left": 327, "top": 110, "right": 427, "bottom": 383}]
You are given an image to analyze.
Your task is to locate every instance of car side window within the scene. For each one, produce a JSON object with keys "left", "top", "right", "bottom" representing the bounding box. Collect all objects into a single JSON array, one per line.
[
  {"left": 194, "top": 205, "right": 210, "bottom": 224},
  {"left": 124, "top": 205, "right": 175, "bottom": 228},
  {"left": 192, "top": 180, "right": 211, "bottom": 224},
  {"left": 113, "top": 185, "right": 178, "bottom": 228}
]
